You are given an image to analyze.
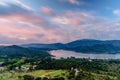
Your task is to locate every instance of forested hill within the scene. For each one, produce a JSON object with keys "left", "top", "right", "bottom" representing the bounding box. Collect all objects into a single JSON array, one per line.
[
  {"left": 21, "top": 39, "right": 120, "bottom": 53},
  {"left": 0, "top": 45, "right": 51, "bottom": 59}
]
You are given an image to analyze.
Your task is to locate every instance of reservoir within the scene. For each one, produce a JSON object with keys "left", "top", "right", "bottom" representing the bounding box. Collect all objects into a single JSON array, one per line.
[{"left": 50, "top": 50, "right": 120, "bottom": 59}]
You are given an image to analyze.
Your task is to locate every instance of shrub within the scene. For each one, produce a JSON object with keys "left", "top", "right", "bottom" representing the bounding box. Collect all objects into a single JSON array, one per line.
[{"left": 23, "top": 74, "right": 34, "bottom": 80}]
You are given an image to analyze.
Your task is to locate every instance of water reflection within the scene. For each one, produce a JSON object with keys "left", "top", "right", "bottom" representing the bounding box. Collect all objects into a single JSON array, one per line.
[{"left": 50, "top": 50, "right": 120, "bottom": 59}]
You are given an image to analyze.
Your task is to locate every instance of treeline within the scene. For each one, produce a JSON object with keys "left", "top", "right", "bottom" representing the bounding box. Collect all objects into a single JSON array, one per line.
[
  {"left": 3, "top": 57, "right": 120, "bottom": 72},
  {"left": 36, "top": 58, "right": 119, "bottom": 71},
  {"left": 2, "top": 57, "right": 120, "bottom": 73}
]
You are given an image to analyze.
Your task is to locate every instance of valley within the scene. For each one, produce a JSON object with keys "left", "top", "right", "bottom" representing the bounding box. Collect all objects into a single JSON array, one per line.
[{"left": 1, "top": 39, "right": 120, "bottom": 80}]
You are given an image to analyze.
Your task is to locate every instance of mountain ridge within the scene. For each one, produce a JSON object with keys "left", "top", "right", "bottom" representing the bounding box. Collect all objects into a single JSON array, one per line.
[
  {"left": 1, "top": 39, "right": 120, "bottom": 55},
  {"left": 20, "top": 39, "right": 120, "bottom": 53}
]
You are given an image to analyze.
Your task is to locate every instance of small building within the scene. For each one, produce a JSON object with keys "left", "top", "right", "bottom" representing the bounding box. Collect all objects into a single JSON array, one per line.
[
  {"left": 75, "top": 68, "right": 79, "bottom": 76},
  {"left": 0, "top": 67, "right": 6, "bottom": 71},
  {"left": 21, "top": 66, "right": 30, "bottom": 71}
]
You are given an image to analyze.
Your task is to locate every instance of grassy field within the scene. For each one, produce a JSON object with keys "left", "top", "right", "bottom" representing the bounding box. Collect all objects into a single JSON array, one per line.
[
  {"left": 0, "top": 70, "right": 68, "bottom": 80},
  {"left": 0, "top": 70, "right": 119, "bottom": 80}
]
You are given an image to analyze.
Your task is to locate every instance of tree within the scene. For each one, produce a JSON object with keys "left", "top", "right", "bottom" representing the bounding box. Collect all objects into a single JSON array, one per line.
[
  {"left": 50, "top": 77, "right": 65, "bottom": 80},
  {"left": 43, "top": 77, "right": 49, "bottom": 80},
  {"left": 23, "top": 74, "right": 34, "bottom": 80},
  {"left": 35, "top": 77, "right": 42, "bottom": 80}
]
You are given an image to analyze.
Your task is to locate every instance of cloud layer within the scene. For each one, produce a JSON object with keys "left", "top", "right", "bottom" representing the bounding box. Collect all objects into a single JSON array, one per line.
[{"left": 0, "top": 0, "right": 120, "bottom": 45}]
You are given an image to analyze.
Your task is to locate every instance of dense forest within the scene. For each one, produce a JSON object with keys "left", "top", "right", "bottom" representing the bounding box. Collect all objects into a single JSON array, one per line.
[{"left": 1, "top": 57, "right": 120, "bottom": 80}]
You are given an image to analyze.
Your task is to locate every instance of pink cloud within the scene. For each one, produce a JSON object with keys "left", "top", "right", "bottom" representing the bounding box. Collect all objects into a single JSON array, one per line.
[
  {"left": 41, "top": 6, "right": 55, "bottom": 16},
  {"left": 52, "top": 17, "right": 69, "bottom": 25},
  {"left": 70, "top": 19, "right": 81, "bottom": 26},
  {"left": 0, "top": 15, "right": 69, "bottom": 44},
  {"left": 0, "top": 21, "right": 38, "bottom": 40}
]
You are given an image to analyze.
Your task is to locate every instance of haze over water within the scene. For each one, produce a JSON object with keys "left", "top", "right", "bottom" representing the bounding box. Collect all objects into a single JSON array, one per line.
[{"left": 50, "top": 50, "right": 120, "bottom": 59}]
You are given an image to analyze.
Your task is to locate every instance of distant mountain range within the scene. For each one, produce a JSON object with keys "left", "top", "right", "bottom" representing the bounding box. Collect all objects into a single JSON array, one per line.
[
  {"left": 1, "top": 39, "right": 120, "bottom": 58},
  {"left": 21, "top": 39, "right": 120, "bottom": 54}
]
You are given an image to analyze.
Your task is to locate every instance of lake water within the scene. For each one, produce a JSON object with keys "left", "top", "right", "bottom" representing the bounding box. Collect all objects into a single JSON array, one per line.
[{"left": 50, "top": 50, "right": 120, "bottom": 59}]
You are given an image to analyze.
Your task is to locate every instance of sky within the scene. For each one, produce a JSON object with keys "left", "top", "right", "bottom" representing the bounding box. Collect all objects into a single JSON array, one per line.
[{"left": 0, "top": 0, "right": 120, "bottom": 45}]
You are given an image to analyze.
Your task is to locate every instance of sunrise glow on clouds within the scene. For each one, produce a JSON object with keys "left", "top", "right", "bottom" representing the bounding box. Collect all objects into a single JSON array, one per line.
[{"left": 0, "top": 0, "right": 120, "bottom": 45}]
